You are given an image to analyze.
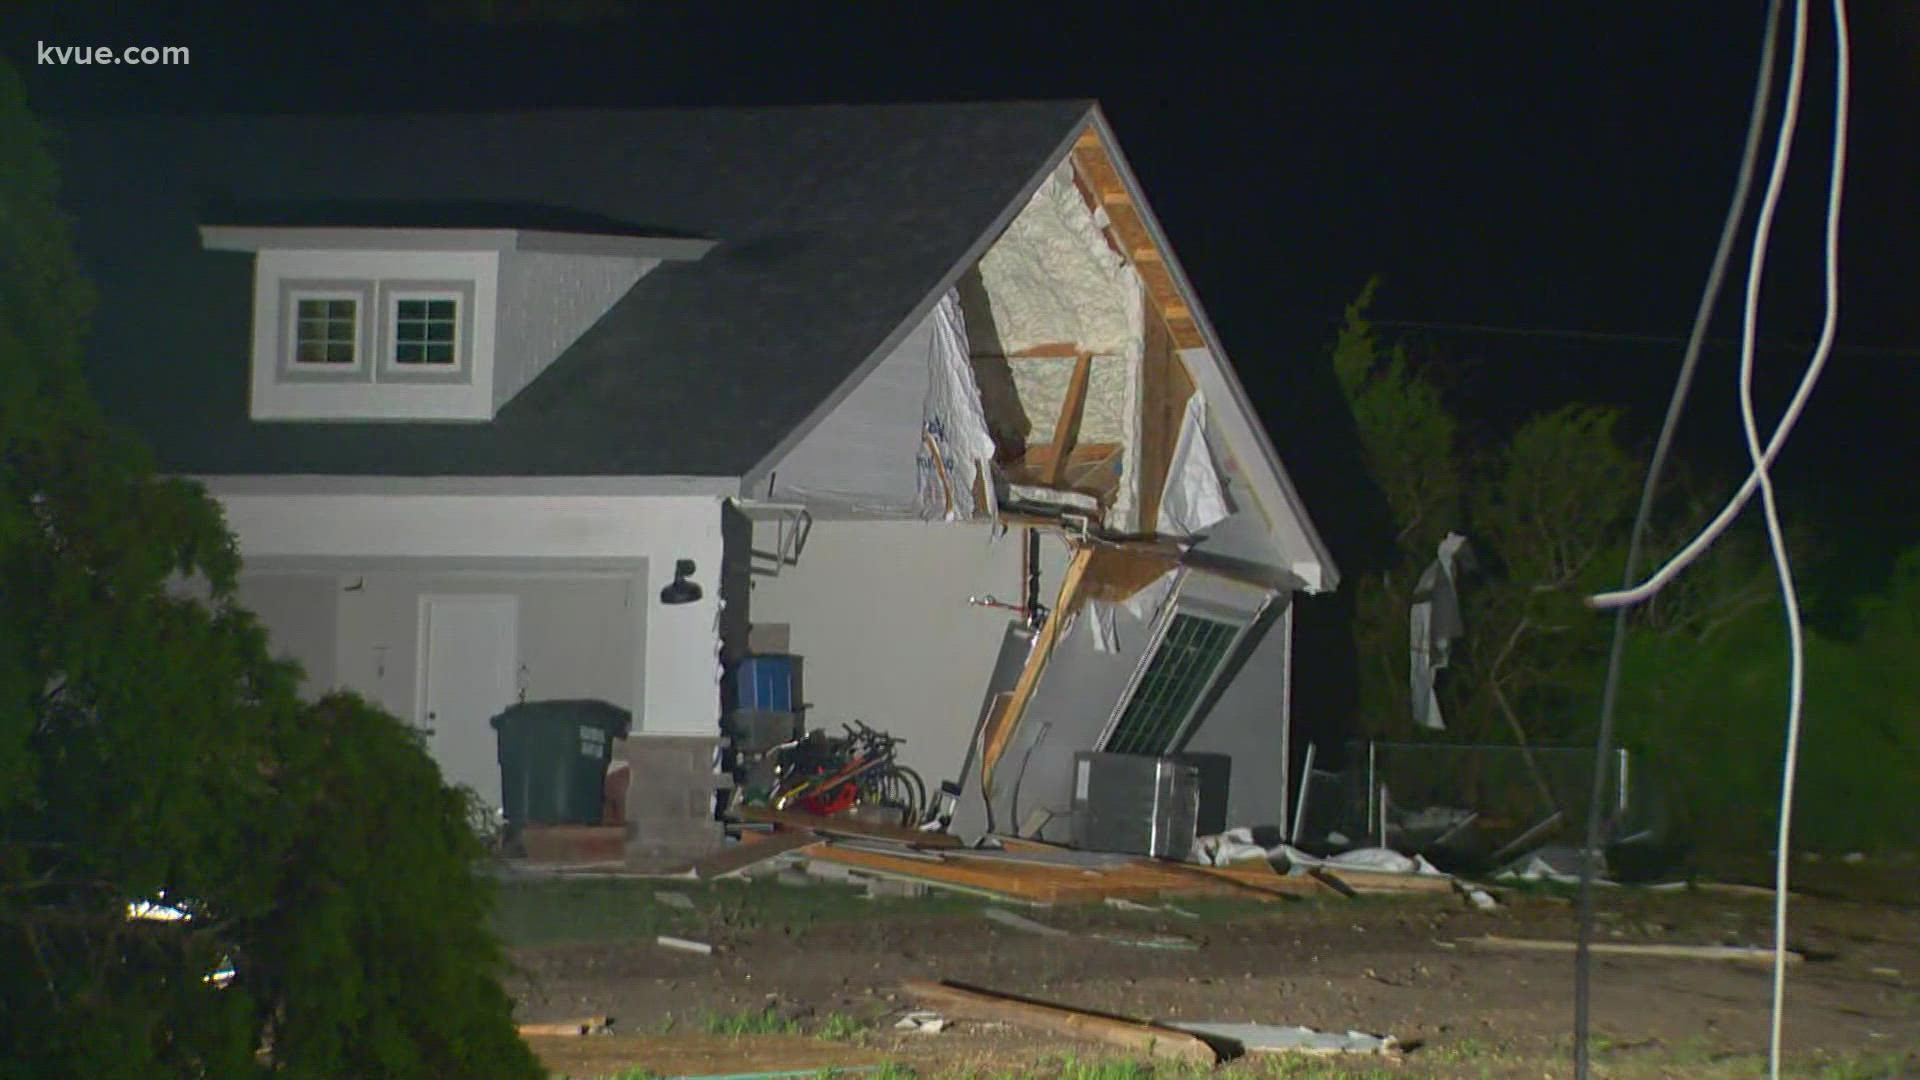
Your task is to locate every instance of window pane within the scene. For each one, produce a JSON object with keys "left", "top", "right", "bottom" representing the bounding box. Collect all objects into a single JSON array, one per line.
[
  {"left": 425, "top": 320, "right": 454, "bottom": 342},
  {"left": 325, "top": 343, "right": 354, "bottom": 364},
  {"left": 425, "top": 343, "right": 454, "bottom": 365},
  {"left": 397, "top": 299, "right": 425, "bottom": 320},
  {"left": 1105, "top": 613, "right": 1240, "bottom": 756},
  {"left": 296, "top": 342, "right": 327, "bottom": 364},
  {"left": 426, "top": 299, "right": 456, "bottom": 319}
]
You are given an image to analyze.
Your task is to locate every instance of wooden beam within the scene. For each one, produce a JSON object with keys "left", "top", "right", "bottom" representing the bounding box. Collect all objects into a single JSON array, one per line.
[
  {"left": 1136, "top": 308, "right": 1198, "bottom": 533},
  {"left": 736, "top": 805, "right": 963, "bottom": 849},
  {"left": 982, "top": 546, "right": 1095, "bottom": 786},
  {"left": 901, "top": 980, "right": 1219, "bottom": 1066},
  {"left": 1007, "top": 341, "right": 1085, "bottom": 359},
  {"left": 1464, "top": 935, "right": 1803, "bottom": 966},
  {"left": 1080, "top": 545, "right": 1179, "bottom": 605},
  {"left": 1044, "top": 352, "right": 1094, "bottom": 489}
]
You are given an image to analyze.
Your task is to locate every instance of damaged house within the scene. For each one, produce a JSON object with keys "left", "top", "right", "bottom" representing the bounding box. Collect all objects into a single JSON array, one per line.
[{"left": 59, "top": 102, "right": 1336, "bottom": 859}]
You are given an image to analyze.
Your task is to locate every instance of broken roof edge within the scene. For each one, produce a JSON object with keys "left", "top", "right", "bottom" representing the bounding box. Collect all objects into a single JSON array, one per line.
[
  {"left": 739, "top": 101, "right": 1099, "bottom": 501},
  {"left": 199, "top": 225, "right": 715, "bottom": 261},
  {"left": 1084, "top": 107, "right": 1340, "bottom": 593}
]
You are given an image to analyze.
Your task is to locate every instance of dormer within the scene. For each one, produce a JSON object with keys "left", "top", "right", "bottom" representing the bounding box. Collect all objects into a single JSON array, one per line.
[{"left": 200, "top": 225, "right": 714, "bottom": 422}]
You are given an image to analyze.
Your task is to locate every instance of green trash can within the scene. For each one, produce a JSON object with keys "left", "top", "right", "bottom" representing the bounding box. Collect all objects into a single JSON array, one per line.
[{"left": 491, "top": 699, "right": 632, "bottom": 829}]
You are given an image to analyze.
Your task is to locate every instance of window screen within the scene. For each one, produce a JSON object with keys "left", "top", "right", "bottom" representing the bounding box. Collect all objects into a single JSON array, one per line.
[{"left": 1104, "top": 612, "right": 1241, "bottom": 756}]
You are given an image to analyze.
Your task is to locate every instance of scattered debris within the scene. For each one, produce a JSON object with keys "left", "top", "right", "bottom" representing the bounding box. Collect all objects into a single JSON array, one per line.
[
  {"left": 1457, "top": 883, "right": 1501, "bottom": 911},
  {"left": 983, "top": 907, "right": 1070, "bottom": 938},
  {"left": 655, "top": 891, "right": 696, "bottom": 910},
  {"left": 1870, "top": 967, "right": 1900, "bottom": 978},
  {"left": 683, "top": 830, "right": 825, "bottom": 880},
  {"left": 1168, "top": 1021, "right": 1400, "bottom": 1058},
  {"left": 900, "top": 978, "right": 1219, "bottom": 1065},
  {"left": 1495, "top": 845, "right": 1614, "bottom": 886},
  {"left": 1103, "top": 897, "right": 1200, "bottom": 919},
  {"left": 1463, "top": 935, "right": 1801, "bottom": 965},
  {"left": 1093, "top": 932, "right": 1200, "bottom": 951},
  {"left": 517, "top": 1015, "right": 613, "bottom": 1037},
  {"left": 657, "top": 935, "right": 716, "bottom": 956},
  {"left": 894, "top": 1010, "right": 949, "bottom": 1034}
]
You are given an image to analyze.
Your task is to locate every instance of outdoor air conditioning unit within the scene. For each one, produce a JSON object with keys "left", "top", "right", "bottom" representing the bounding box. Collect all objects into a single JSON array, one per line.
[{"left": 1069, "top": 752, "right": 1230, "bottom": 860}]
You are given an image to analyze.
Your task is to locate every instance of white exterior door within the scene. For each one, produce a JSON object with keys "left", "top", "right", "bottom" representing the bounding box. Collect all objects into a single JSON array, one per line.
[{"left": 418, "top": 594, "right": 518, "bottom": 810}]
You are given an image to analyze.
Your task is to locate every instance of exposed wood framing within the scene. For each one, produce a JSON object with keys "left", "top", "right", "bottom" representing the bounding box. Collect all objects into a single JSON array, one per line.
[
  {"left": 1005, "top": 341, "right": 1085, "bottom": 359},
  {"left": 1135, "top": 301, "right": 1198, "bottom": 531},
  {"left": 1080, "top": 544, "right": 1179, "bottom": 605},
  {"left": 981, "top": 545, "right": 1096, "bottom": 787},
  {"left": 1068, "top": 130, "right": 1203, "bottom": 349},
  {"left": 1044, "top": 352, "right": 1095, "bottom": 488},
  {"left": 1003, "top": 442, "right": 1122, "bottom": 503}
]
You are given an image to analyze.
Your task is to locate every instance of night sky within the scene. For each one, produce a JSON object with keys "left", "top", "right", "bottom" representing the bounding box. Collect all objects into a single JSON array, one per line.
[{"left": 8, "top": 2, "right": 1916, "bottom": 600}]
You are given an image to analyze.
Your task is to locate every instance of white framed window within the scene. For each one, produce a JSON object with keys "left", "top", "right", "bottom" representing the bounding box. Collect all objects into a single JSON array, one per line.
[
  {"left": 386, "top": 291, "right": 462, "bottom": 371},
  {"left": 288, "top": 291, "right": 365, "bottom": 370},
  {"left": 1095, "top": 574, "right": 1270, "bottom": 757}
]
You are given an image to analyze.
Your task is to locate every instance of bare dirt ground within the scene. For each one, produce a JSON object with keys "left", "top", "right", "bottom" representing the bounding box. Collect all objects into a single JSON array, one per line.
[{"left": 501, "top": 862, "right": 1920, "bottom": 1078}]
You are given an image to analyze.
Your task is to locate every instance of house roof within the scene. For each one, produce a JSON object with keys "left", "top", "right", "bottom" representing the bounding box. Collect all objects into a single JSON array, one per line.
[{"left": 54, "top": 103, "right": 1092, "bottom": 478}]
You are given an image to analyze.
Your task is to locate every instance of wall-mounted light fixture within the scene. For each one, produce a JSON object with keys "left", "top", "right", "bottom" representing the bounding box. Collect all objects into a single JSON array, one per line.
[{"left": 659, "top": 559, "right": 704, "bottom": 605}]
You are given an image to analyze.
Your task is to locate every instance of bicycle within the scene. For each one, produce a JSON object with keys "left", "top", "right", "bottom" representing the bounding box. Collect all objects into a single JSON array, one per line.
[{"left": 767, "top": 721, "right": 927, "bottom": 827}]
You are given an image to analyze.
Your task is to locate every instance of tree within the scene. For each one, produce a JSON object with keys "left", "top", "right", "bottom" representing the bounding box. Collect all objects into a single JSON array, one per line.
[
  {"left": 1332, "top": 280, "right": 1462, "bottom": 735},
  {"left": 1332, "top": 285, "right": 1641, "bottom": 745},
  {"left": 0, "top": 61, "right": 539, "bottom": 1078}
]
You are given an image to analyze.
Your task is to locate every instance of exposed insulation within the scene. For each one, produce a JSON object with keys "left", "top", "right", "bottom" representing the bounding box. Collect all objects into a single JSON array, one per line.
[
  {"left": 974, "top": 166, "right": 1140, "bottom": 354},
  {"left": 998, "top": 354, "right": 1134, "bottom": 448}
]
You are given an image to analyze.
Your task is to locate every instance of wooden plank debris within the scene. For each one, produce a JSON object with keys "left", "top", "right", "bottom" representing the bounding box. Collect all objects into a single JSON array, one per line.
[
  {"left": 683, "top": 829, "right": 824, "bottom": 880},
  {"left": 981, "top": 545, "right": 1095, "bottom": 785},
  {"left": 736, "top": 805, "right": 961, "bottom": 849},
  {"left": 901, "top": 979, "right": 1219, "bottom": 1065},
  {"left": 1463, "top": 935, "right": 1803, "bottom": 965},
  {"left": 517, "top": 1015, "right": 612, "bottom": 1037}
]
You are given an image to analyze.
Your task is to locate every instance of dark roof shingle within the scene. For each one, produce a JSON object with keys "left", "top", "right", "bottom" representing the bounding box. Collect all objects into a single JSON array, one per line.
[{"left": 56, "top": 103, "right": 1090, "bottom": 477}]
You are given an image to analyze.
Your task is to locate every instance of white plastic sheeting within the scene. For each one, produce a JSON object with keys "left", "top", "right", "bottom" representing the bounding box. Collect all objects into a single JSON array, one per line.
[
  {"left": 1192, "top": 828, "right": 1446, "bottom": 877},
  {"left": 1085, "top": 566, "right": 1180, "bottom": 654},
  {"left": 1409, "top": 532, "right": 1473, "bottom": 730},
  {"left": 916, "top": 291, "right": 998, "bottom": 522},
  {"left": 1156, "top": 392, "right": 1231, "bottom": 538}
]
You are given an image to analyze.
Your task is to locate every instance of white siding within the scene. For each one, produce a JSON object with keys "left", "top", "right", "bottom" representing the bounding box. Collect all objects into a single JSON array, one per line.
[
  {"left": 746, "top": 520, "right": 1028, "bottom": 787},
  {"left": 766, "top": 315, "right": 934, "bottom": 515},
  {"left": 493, "top": 251, "right": 653, "bottom": 410},
  {"left": 218, "top": 492, "right": 725, "bottom": 736},
  {"left": 235, "top": 572, "right": 338, "bottom": 699}
]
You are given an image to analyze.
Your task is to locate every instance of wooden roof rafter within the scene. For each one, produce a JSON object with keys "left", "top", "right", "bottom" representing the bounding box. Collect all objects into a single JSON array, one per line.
[{"left": 1067, "top": 129, "right": 1204, "bottom": 350}]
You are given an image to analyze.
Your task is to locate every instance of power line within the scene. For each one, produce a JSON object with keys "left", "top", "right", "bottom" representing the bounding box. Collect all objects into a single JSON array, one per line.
[{"left": 1371, "top": 318, "right": 1917, "bottom": 359}]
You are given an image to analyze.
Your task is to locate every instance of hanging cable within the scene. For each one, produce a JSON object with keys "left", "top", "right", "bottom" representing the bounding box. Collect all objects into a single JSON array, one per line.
[
  {"left": 1570, "top": 3, "right": 1783, "bottom": 1076},
  {"left": 1571, "top": 0, "right": 1849, "bottom": 1076},
  {"left": 1754, "top": 1, "right": 1847, "bottom": 1074}
]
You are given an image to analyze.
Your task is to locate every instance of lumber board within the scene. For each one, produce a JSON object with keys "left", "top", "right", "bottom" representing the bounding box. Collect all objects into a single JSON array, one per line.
[
  {"left": 1464, "top": 935, "right": 1802, "bottom": 965},
  {"left": 684, "top": 830, "right": 824, "bottom": 880},
  {"left": 736, "top": 805, "right": 961, "bottom": 849},
  {"left": 901, "top": 979, "right": 1219, "bottom": 1065},
  {"left": 1044, "top": 352, "right": 1095, "bottom": 488},
  {"left": 981, "top": 546, "right": 1096, "bottom": 786},
  {"left": 811, "top": 844, "right": 1093, "bottom": 904},
  {"left": 517, "top": 1015, "right": 612, "bottom": 1037},
  {"left": 1081, "top": 545, "right": 1179, "bottom": 605},
  {"left": 1006, "top": 341, "right": 1085, "bottom": 358}
]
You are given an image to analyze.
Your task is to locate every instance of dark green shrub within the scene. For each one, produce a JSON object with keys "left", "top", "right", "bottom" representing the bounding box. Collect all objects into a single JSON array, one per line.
[{"left": 0, "top": 60, "right": 539, "bottom": 1078}]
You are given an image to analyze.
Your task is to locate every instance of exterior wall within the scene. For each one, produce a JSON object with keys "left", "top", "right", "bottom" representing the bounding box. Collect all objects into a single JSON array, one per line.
[
  {"left": 765, "top": 313, "right": 934, "bottom": 515},
  {"left": 964, "top": 579, "right": 1294, "bottom": 842},
  {"left": 1180, "top": 594, "right": 1293, "bottom": 830},
  {"left": 745, "top": 519, "right": 1028, "bottom": 788},
  {"left": 980, "top": 604, "right": 1154, "bottom": 843},
  {"left": 218, "top": 492, "right": 724, "bottom": 735},
  {"left": 235, "top": 572, "right": 338, "bottom": 699},
  {"left": 493, "top": 251, "right": 653, "bottom": 411},
  {"left": 330, "top": 568, "right": 641, "bottom": 722}
]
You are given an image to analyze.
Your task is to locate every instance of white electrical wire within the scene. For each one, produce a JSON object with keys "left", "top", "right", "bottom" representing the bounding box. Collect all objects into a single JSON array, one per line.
[
  {"left": 1754, "top": 1, "right": 1846, "bottom": 1075},
  {"left": 1585, "top": 0, "right": 1845, "bottom": 619},
  {"left": 1578, "top": 0, "right": 1847, "bottom": 1074}
]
